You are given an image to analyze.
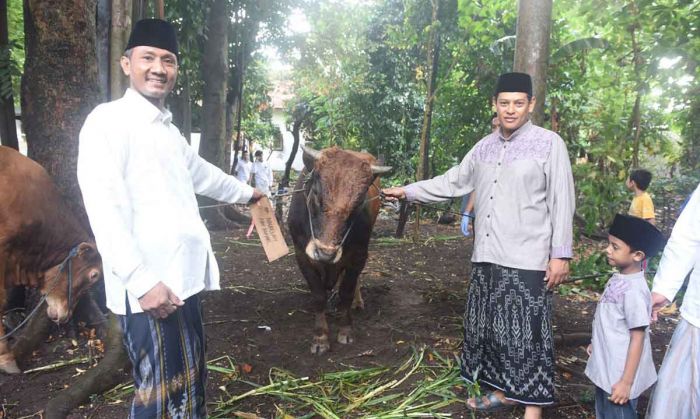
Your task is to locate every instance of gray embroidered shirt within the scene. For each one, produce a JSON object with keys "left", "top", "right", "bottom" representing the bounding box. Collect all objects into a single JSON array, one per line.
[
  {"left": 404, "top": 121, "right": 575, "bottom": 271},
  {"left": 584, "top": 271, "right": 657, "bottom": 399}
]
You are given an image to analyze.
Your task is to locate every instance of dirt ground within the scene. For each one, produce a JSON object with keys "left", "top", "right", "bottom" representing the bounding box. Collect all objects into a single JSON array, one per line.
[{"left": 0, "top": 215, "right": 678, "bottom": 418}]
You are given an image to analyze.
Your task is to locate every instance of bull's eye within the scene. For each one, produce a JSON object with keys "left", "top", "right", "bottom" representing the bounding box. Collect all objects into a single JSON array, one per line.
[{"left": 89, "top": 270, "right": 100, "bottom": 282}]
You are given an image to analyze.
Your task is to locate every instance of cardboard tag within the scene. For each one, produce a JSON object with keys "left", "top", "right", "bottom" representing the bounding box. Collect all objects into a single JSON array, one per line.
[{"left": 250, "top": 196, "right": 289, "bottom": 262}]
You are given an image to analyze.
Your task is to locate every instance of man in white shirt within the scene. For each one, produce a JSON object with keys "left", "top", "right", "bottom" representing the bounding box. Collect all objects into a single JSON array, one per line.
[
  {"left": 77, "top": 19, "right": 262, "bottom": 418},
  {"left": 251, "top": 149, "right": 274, "bottom": 196},
  {"left": 646, "top": 183, "right": 700, "bottom": 419},
  {"left": 235, "top": 150, "right": 252, "bottom": 184}
]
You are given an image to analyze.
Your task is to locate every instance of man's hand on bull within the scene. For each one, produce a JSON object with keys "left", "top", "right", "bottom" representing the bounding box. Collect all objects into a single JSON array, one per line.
[
  {"left": 381, "top": 186, "right": 406, "bottom": 201},
  {"left": 138, "top": 281, "right": 184, "bottom": 319},
  {"left": 545, "top": 258, "right": 570, "bottom": 289},
  {"left": 248, "top": 189, "right": 265, "bottom": 203}
]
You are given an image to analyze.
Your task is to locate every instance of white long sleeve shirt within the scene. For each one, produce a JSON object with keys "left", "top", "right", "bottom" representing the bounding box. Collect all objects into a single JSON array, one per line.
[
  {"left": 77, "top": 89, "right": 254, "bottom": 315},
  {"left": 652, "top": 183, "right": 700, "bottom": 327},
  {"left": 236, "top": 159, "right": 252, "bottom": 184},
  {"left": 251, "top": 160, "right": 273, "bottom": 196}
]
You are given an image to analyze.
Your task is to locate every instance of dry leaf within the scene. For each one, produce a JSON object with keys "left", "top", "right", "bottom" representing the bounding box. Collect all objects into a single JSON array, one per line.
[
  {"left": 234, "top": 412, "right": 264, "bottom": 419},
  {"left": 660, "top": 302, "right": 678, "bottom": 315}
]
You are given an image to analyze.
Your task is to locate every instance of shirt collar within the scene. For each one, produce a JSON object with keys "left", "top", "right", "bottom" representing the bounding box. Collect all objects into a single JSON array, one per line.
[
  {"left": 123, "top": 88, "right": 173, "bottom": 125},
  {"left": 498, "top": 120, "right": 532, "bottom": 142},
  {"left": 612, "top": 270, "right": 645, "bottom": 281}
]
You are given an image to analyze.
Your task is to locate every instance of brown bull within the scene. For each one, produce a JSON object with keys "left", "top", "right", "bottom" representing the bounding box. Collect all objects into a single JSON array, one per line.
[
  {"left": 0, "top": 146, "right": 102, "bottom": 374},
  {"left": 288, "top": 146, "right": 391, "bottom": 354}
]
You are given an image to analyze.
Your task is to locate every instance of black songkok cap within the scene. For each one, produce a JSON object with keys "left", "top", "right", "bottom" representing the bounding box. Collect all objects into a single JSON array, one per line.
[
  {"left": 125, "top": 19, "right": 179, "bottom": 57},
  {"left": 495, "top": 72, "right": 533, "bottom": 97},
  {"left": 608, "top": 214, "right": 666, "bottom": 259}
]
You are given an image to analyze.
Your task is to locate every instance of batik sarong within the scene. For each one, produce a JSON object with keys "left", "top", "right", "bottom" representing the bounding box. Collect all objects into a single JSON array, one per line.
[
  {"left": 460, "top": 262, "right": 555, "bottom": 405},
  {"left": 120, "top": 294, "right": 207, "bottom": 418}
]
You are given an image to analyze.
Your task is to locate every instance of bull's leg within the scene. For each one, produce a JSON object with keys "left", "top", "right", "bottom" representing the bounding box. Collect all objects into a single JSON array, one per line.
[
  {"left": 297, "top": 256, "right": 331, "bottom": 355},
  {"left": 337, "top": 266, "right": 362, "bottom": 345},
  {"left": 0, "top": 315, "right": 21, "bottom": 374},
  {"left": 351, "top": 279, "right": 364, "bottom": 310}
]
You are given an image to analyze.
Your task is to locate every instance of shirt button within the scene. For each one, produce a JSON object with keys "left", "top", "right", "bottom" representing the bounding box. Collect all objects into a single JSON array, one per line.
[
  {"left": 498, "top": 162, "right": 501, "bottom": 166},
  {"left": 490, "top": 196, "right": 493, "bottom": 200},
  {"left": 493, "top": 180, "right": 497, "bottom": 183},
  {"left": 487, "top": 215, "right": 490, "bottom": 218},
  {"left": 486, "top": 233, "right": 490, "bottom": 237}
]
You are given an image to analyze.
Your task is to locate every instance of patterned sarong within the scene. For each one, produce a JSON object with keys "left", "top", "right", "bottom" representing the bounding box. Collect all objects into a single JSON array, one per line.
[
  {"left": 120, "top": 294, "right": 207, "bottom": 418},
  {"left": 460, "top": 263, "right": 555, "bottom": 405}
]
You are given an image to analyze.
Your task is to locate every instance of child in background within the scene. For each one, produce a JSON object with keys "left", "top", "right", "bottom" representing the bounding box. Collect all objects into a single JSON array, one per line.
[
  {"left": 585, "top": 214, "right": 666, "bottom": 419},
  {"left": 627, "top": 169, "right": 656, "bottom": 225}
]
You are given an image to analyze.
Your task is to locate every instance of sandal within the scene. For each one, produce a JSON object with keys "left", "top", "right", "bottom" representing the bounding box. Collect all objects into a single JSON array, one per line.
[{"left": 467, "top": 391, "right": 517, "bottom": 412}]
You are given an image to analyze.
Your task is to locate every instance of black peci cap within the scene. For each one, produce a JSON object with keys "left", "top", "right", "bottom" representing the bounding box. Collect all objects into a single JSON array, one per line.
[
  {"left": 125, "top": 19, "right": 179, "bottom": 57},
  {"left": 609, "top": 214, "right": 666, "bottom": 259},
  {"left": 495, "top": 72, "right": 533, "bottom": 97}
]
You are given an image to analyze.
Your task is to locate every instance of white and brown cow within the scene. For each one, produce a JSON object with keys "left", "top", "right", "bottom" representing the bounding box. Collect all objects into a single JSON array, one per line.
[
  {"left": 0, "top": 146, "right": 102, "bottom": 374},
  {"left": 288, "top": 146, "right": 391, "bottom": 355}
]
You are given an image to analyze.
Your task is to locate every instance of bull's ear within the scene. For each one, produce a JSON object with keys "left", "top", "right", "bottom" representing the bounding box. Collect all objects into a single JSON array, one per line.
[
  {"left": 371, "top": 165, "right": 393, "bottom": 176},
  {"left": 301, "top": 144, "right": 321, "bottom": 172}
]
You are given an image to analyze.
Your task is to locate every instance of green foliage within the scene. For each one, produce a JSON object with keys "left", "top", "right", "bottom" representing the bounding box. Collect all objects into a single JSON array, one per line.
[
  {"left": 288, "top": 0, "right": 695, "bottom": 238},
  {"left": 2, "top": 0, "right": 24, "bottom": 103}
]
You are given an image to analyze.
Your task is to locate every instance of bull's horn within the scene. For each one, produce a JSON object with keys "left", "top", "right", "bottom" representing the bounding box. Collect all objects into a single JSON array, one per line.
[
  {"left": 371, "top": 165, "right": 393, "bottom": 175},
  {"left": 301, "top": 144, "right": 322, "bottom": 161}
]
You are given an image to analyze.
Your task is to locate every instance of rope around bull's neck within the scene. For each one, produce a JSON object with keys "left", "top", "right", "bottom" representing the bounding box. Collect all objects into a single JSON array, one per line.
[{"left": 0, "top": 245, "right": 80, "bottom": 341}]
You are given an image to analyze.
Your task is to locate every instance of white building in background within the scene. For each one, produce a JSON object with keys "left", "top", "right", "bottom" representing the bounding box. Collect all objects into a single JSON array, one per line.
[
  {"left": 191, "top": 80, "right": 304, "bottom": 173},
  {"left": 266, "top": 80, "right": 304, "bottom": 172}
]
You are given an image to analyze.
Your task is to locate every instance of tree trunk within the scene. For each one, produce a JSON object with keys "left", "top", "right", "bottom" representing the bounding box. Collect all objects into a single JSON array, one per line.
[
  {"left": 110, "top": 0, "right": 132, "bottom": 101},
  {"left": 228, "top": 44, "right": 246, "bottom": 175},
  {"left": 225, "top": 96, "right": 234, "bottom": 173},
  {"left": 198, "top": 0, "right": 234, "bottom": 229},
  {"left": 155, "top": 0, "right": 163, "bottom": 18},
  {"left": 96, "top": 0, "right": 111, "bottom": 101},
  {"left": 415, "top": 0, "right": 441, "bottom": 239},
  {"left": 513, "top": 0, "right": 552, "bottom": 126},
  {"left": 132, "top": 0, "right": 147, "bottom": 21},
  {"left": 417, "top": 0, "right": 440, "bottom": 183},
  {"left": 0, "top": 0, "right": 19, "bottom": 150},
  {"left": 683, "top": 86, "right": 700, "bottom": 172},
  {"left": 45, "top": 314, "right": 130, "bottom": 419},
  {"left": 22, "top": 0, "right": 101, "bottom": 229},
  {"left": 395, "top": 201, "right": 411, "bottom": 238},
  {"left": 629, "top": 21, "right": 643, "bottom": 168},
  {"left": 199, "top": 0, "right": 228, "bottom": 170},
  {"left": 281, "top": 118, "right": 302, "bottom": 188}
]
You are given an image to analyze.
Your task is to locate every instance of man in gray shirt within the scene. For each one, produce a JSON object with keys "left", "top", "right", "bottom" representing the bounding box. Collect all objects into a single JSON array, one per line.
[{"left": 383, "top": 72, "right": 575, "bottom": 419}]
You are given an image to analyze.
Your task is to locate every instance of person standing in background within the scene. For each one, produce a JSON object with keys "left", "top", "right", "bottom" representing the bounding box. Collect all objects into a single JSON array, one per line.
[{"left": 251, "top": 149, "right": 274, "bottom": 197}]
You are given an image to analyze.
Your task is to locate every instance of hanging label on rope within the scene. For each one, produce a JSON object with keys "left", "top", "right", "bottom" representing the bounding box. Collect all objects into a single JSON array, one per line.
[{"left": 250, "top": 196, "right": 289, "bottom": 262}]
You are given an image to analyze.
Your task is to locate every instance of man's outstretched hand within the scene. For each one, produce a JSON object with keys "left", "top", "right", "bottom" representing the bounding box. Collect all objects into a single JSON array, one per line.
[
  {"left": 248, "top": 189, "right": 265, "bottom": 203},
  {"left": 381, "top": 187, "right": 406, "bottom": 201}
]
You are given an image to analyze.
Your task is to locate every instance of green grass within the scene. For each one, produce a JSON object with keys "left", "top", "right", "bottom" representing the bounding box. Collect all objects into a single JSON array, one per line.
[{"left": 210, "top": 346, "right": 465, "bottom": 418}]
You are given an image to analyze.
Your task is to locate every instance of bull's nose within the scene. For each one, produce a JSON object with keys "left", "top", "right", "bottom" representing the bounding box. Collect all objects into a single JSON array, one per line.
[{"left": 314, "top": 247, "right": 337, "bottom": 262}]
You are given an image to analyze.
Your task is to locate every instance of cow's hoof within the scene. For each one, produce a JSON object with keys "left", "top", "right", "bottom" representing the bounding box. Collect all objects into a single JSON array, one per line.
[
  {"left": 310, "top": 336, "right": 330, "bottom": 355},
  {"left": 337, "top": 327, "right": 354, "bottom": 345},
  {"left": 0, "top": 357, "right": 21, "bottom": 374},
  {"left": 351, "top": 297, "right": 365, "bottom": 310}
]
